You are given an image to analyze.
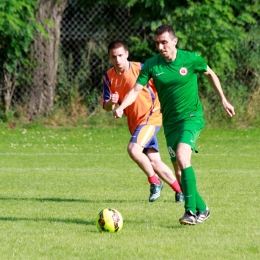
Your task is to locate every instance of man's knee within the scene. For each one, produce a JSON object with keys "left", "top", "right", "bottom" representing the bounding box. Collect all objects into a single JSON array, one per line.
[
  {"left": 176, "top": 144, "right": 192, "bottom": 169},
  {"left": 127, "top": 143, "right": 142, "bottom": 159},
  {"left": 149, "top": 158, "right": 160, "bottom": 170},
  {"left": 147, "top": 151, "right": 161, "bottom": 170}
]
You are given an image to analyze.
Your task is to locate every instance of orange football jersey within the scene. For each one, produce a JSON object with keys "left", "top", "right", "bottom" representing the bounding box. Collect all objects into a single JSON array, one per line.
[{"left": 102, "top": 62, "right": 162, "bottom": 134}]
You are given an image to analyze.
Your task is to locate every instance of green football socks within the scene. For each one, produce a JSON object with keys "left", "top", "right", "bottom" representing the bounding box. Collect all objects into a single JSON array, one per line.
[{"left": 181, "top": 166, "right": 206, "bottom": 214}]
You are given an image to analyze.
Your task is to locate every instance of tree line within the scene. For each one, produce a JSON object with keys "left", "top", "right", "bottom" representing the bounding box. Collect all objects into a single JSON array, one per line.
[{"left": 0, "top": 0, "right": 259, "bottom": 124}]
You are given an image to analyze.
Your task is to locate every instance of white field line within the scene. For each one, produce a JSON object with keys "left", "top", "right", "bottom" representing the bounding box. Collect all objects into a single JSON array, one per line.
[
  {"left": 0, "top": 167, "right": 106, "bottom": 172},
  {"left": 0, "top": 168, "right": 258, "bottom": 174},
  {"left": 0, "top": 152, "right": 257, "bottom": 157},
  {"left": 0, "top": 167, "right": 137, "bottom": 173},
  {"left": 0, "top": 152, "right": 126, "bottom": 156},
  {"left": 0, "top": 167, "right": 260, "bottom": 175}
]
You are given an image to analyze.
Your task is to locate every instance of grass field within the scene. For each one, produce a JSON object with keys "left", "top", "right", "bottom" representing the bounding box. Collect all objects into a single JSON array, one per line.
[{"left": 0, "top": 125, "right": 259, "bottom": 259}]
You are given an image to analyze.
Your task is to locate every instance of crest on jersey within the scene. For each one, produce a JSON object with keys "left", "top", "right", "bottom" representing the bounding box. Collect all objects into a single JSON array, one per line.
[{"left": 179, "top": 67, "right": 188, "bottom": 76}]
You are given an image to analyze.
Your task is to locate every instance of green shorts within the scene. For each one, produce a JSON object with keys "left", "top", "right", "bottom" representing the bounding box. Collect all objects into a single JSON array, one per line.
[{"left": 164, "top": 117, "right": 205, "bottom": 163}]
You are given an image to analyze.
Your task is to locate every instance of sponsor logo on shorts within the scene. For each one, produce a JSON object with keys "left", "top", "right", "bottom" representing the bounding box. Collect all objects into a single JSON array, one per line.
[
  {"left": 179, "top": 67, "right": 188, "bottom": 76},
  {"left": 168, "top": 146, "right": 176, "bottom": 158}
]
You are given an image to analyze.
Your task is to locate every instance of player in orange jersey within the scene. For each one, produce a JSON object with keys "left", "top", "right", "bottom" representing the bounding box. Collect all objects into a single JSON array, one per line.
[{"left": 102, "top": 40, "right": 183, "bottom": 202}]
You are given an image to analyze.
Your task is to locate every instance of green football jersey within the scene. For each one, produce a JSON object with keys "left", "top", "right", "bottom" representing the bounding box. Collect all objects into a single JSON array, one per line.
[{"left": 136, "top": 49, "right": 207, "bottom": 134}]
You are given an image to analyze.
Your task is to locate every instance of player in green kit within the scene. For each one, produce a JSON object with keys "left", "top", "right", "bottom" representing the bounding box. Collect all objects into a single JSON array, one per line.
[{"left": 114, "top": 24, "right": 235, "bottom": 225}]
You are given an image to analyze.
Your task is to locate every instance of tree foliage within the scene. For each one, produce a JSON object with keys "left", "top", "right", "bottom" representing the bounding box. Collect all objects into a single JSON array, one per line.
[
  {"left": 0, "top": 0, "right": 47, "bottom": 73},
  {"left": 0, "top": 0, "right": 49, "bottom": 113},
  {"left": 123, "top": 0, "right": 260, "bottom": 121},
  {"left": 57, "top": 0, "right": 259, "bottom": 123},
  {"left": 0, "top": 0, "right": 259, "bottom": 123}
]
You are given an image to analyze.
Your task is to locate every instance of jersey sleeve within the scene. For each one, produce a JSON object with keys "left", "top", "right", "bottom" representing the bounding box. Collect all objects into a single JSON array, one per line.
[
  {"left": 194, "top": 52, "right": 208, "bottom": 73},
  {"left": 102, "top": 72, "right": 112, "bottom": 108},
  {"left": 136, "top": 61, "right": 151, "bottom": 86}
]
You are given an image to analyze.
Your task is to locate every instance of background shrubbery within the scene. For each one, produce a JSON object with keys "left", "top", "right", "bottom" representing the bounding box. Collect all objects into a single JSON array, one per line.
[{"left": 0, "top": 0, "right": 259, "bottom": 128}]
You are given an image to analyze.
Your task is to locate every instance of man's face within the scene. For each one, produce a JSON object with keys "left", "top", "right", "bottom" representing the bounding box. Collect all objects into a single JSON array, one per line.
[
  {"left": 108, "top": 47, "right": 129, "bottom": 71},
  {"left": 154, "top": 32, "right": 178, "bottom": 60}
]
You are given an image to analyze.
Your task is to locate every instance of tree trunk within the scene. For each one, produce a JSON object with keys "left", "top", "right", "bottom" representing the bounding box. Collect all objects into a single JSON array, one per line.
[
  {"left": 3, "top": 69, "right": 16, "bottom": 113},
  {"left": 28, "top": 0, "right": 68, "bottom": 120}
]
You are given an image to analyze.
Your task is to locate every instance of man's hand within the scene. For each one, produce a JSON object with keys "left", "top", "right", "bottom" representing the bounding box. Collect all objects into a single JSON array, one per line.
[
  {"left": 113, "top": 107, "right": 124, "bottom": 118},
  {"left": 112, "top": 83, "right": 143, "bottom": 118},
  {"left": 205, "top": 67, "right": 235, "bottom": 118},
  {"left": 111, "top": 92, "right": 119, "bottom": 104},
  {"left": 222, "top": 100, "right": 235, "bottom": 117},
  {"left": 103, "top": 92, "right": 119, "bottom": 112}
]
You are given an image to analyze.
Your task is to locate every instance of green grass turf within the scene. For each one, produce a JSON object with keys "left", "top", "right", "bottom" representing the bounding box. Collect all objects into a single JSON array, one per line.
[{"left": 0, "top": 125, "right": 259, "bottom": 259}]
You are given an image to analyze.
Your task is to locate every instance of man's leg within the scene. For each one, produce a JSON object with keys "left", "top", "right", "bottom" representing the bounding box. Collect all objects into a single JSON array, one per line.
[
  {"left": 173, "top": 161, "right": 181, "bottom": 186},
  {"left": 127, "top": 142, "right": 163, "bottom": 202},
  {"left": 165, "top": 122, "right": 209, "bottom": 224},
  {"left": 176, "top": 143, "right": 208, "bottom": 224},
  {"left": 176, "top": 143, "right": 197, "bottom": 211},
  {"left": 147, "top": 149, "right": 183, "bottom": 202},
  {"left": 147, "top": 149, "right": 179, "bottom": 186},
  {"left": 127, "top": 142, "right": 156, "bottom": 178}
]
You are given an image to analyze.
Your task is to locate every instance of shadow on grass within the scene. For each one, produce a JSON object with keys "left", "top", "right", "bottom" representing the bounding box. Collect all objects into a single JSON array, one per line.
[
  {"left": 0, "top": 197, "right": 182, "bottom": 229},
  {"left": 0, "top": 216, "right": 182, "bottom": 230},
  {"left": 0, "top": 216, "right": 94, "bottom": 225},
  {"left": 0, "top": 197, "right": 147, "bottom": 203},
  {"left": 0, "top": 196, "right": 176, "bottom": 207}
]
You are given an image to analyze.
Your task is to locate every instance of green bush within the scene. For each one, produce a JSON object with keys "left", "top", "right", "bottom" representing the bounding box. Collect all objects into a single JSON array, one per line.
[{"left": 0, "top": 0, "right": 46, "bottom": 73}]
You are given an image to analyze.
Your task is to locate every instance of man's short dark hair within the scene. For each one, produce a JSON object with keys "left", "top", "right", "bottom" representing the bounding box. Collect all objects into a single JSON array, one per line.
[
  {"left": 107, "top": 40, "right": 127, "bottom": 54},
  {"left": 154, "top": 25, "right": 176, "bottom": 39}
]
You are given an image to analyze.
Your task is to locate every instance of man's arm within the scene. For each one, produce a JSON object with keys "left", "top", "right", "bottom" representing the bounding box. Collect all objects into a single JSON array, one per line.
[
  {"left": 103, "top": 92, "right": 119, "bottom": 112},
  {"left": 113, "top": 83, "right": 143, "bottom": 118},
  {"left": 204, "top": 66, "right": 235, "bottom": 117}
]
